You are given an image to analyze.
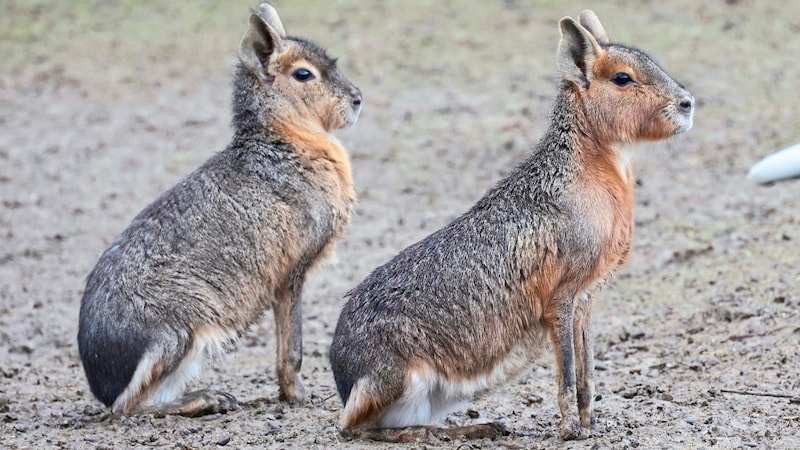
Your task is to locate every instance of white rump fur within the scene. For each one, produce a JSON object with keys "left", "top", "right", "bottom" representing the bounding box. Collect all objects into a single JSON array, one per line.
[
  {"left": 112, "top": 326, "right": 238, "bottom": 413},
  {"left": 344, "top": 338, "right": 541, "bottom": 428}
]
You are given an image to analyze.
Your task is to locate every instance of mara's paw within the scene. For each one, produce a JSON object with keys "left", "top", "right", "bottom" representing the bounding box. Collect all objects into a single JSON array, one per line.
[
  {"left": 149, "top": 389, "right": 239, "bottom": 418},
  {"left": 560, "top": 421, "right": 592, "bottom": 441},
  {"left": 278, "top": 379, "right": 308, "bottom": 404},
  {"left": 580, "top": 409, "right": 597, "bottom": 429}
]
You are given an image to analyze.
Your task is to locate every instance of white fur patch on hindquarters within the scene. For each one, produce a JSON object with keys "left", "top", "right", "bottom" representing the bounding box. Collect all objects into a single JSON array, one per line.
[
  {"left": 112, "top": 326, "right": 238, "bottom": 413},
  {"left": 379, "top": 344, "right": 537, "bottom": 428},
  {"left": 149, "top": 326, "right": 238, "bottom": 404}
]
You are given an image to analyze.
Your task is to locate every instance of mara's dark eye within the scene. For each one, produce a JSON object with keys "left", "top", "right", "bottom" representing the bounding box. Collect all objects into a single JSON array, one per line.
[
  {"left": 611, "top": 72, "right": 635, "bottom": 87},
  {"left": 292, "top": 68, "right": 315, "bottom": 82}
]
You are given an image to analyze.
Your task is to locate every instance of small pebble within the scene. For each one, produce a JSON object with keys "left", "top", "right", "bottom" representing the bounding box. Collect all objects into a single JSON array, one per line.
[
  {"left": 526, "top": 395, "right": 543, "bottom": 405},
  {"left": 684, "top": 416, "right": 698, "bottom": 425},
  {"left": 467, "top": 409, "right": 480, "bottom": 419},
  {"left": 217, "top": 435, "right": 231, "bottom": 446}
]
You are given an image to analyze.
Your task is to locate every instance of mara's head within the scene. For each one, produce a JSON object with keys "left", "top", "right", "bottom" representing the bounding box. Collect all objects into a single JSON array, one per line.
[
  {"left": 238, "top": 3, "right": 362, "bottom": 132},
  {"left": 557, "top": 10, "right": 693, "bottom": 144}
]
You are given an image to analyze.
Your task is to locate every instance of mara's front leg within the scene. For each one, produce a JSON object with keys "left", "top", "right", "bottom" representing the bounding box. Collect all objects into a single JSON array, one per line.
[
  {"left": 273, "top": 273, "right": 307, "bottom": 403},
  {"left": 574, "top": 291, "right": 596, "bottom": 429},
  {"left": 548, "top": 293, "right": 590, "bottom": 441}
]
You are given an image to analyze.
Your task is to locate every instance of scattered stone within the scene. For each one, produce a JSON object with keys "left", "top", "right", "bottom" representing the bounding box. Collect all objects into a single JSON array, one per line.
[
  {"left": 526, "top": 395, "right": 543, "bottom": 405},
  {"left": 619, "top": 384, "right": 656, "bottom": 399},
  {"left": 657, "top": 392, "right": 674, "bottom": 401},
  {"left": 181, "top": 425, "right": 202, "bottom": 436},
  {"left": 83, "top": 404, "right": 105, "bottom": 416},
  {"left": 467, "top": 409, "right": 480, "bottom": 419},
  {"left": 8, "top": 345, "right": 33, "bottom": 355},
  {"left": 216, "top": 435, "right": 231, "bottom": 446},
  {"left": 684, "top": 416, "right": 698, "bottom": 425},
  {"left": 0, "top": 396, "right": 10, "bottom": 411}
]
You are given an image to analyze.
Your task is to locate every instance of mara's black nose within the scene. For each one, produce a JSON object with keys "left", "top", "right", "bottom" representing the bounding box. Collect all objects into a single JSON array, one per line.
[
  {"left": 351, "top": 88, "right": 362, "bottom": 107},
  {"left": 679, "top": 96, "right": 694, "bottom": 114}
]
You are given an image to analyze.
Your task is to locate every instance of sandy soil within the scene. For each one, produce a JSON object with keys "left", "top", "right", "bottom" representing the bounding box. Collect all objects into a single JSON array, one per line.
[{"left": 1, "top": 1, "right": 799, "bottom": 449}]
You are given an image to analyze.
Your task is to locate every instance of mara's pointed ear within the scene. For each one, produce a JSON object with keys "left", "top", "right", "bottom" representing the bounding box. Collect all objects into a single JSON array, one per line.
[
  {"left": 578, "top": 10, "right": 609, "bottom": 46},
  {"left": 557, "top": 16, "right": 603, "bottom": 89},
  {"left": 239, "top": 11, "right": 285, "bottom": 85},
  {"left": 255, "top": 3, "right": 287, "bottom": 38}
]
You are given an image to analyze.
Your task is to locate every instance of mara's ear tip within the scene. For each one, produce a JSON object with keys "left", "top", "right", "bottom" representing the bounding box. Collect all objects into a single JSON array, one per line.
[
  {"left": 257, "top": 3, "right": 279, "bottom": 20},
  {"left": 558, "top": 16, "right": 575, "bottom": 29},
  {"left": 248, "top": 13, "right": 263, "bottom": 27},
  {"left": 558, "top": 16, "right": 582, "bottom": 36},
  {"left": 577, "top": 9, "right": 609, "bottom": 46},
  {"left": 252, "top": 3, "right": 287, "bottom": 39},
  {"left": 258, "top": 2, "right": 278, "bottom": 12},
  {"left": 247, "top": 12, "right": 261, "bottom": 30}
]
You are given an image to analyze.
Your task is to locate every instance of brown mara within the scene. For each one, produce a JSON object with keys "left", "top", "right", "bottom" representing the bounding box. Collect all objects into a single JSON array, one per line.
[
  {"left": 329, "top": 10, "right": 694, "bottom": 441},
  {"left": 78, "top": 3, "right": 362, "bottom": 417}
]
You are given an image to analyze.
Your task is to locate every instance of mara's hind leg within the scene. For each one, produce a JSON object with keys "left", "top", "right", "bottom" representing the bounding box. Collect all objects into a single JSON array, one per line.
[
  {"left": 547, "top": 291, "right": 590, "bottom": 441},
  {"left": 113, "top": 327, "right": 239, "bottom": 418},
  {"left": 273, "top": 269, "right": 308, "bottom": 403},
  {"left": 574, "top": 292, "right": 597, "bottom": 429},
  {"left": 145, "top": 389, "right": 238, "bottom": 418}
]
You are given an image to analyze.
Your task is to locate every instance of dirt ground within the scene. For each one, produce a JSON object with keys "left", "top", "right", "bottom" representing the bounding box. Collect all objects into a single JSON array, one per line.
[{"left": 1, "top": 1, "right": 799, "bottom": 449}]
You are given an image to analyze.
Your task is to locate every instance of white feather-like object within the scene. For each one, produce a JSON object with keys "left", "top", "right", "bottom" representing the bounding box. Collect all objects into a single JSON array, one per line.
[{"left": 748, "top": 143, "right": 800, "bottom": 184}]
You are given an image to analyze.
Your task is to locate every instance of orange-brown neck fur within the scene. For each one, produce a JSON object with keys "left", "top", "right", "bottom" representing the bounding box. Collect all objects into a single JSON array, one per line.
[{"left": 274, "top": 121, "right": 356, "bottom": 204}]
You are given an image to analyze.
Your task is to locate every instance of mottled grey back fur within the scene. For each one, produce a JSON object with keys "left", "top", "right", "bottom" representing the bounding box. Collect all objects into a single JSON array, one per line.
[{"left": 330, "top": 87, "right": 580, "bottom": 403}]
